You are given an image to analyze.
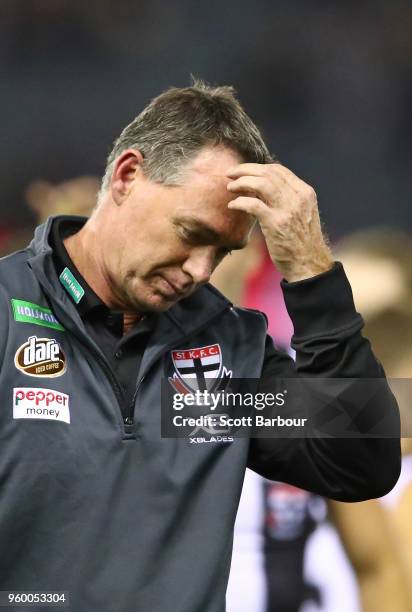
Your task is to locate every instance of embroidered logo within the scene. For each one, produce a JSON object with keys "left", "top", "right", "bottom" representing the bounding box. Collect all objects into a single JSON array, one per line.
[
  {"left": 15, "top": 336, "right": 67, "bottom": 378},
  {"left": 11, "top": 299, "right": 64, "bottom": 331},
  {"left": 13, "top": 387, "right": 70, "bottom": 423},
  {"left": 169, "top": 343, "right": 232, "bottom": 395},
  {"left": 59, "top": 267, "right": 84, "bottom": 304}
]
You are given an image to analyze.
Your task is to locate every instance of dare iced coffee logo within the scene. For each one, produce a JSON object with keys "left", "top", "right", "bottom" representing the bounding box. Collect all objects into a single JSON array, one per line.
[{"left": 14, "top": 336, "right": 66, "bottom": 378}]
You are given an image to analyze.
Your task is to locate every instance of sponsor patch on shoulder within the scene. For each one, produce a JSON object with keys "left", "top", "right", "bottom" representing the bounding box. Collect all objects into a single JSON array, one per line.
[
  {"left": 13, "top": 387, "right": 70, "bottom": 423},
  {"left": 11, "top": 299, "right": 64, "bottom": 331},
  {"left": 15, "top": 336, "right": 66, "bottom": 378}
]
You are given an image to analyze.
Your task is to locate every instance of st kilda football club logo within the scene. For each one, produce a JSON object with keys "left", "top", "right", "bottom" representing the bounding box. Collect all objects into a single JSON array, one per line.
[
  {"left": 169, "top": 343, "right": 232, "bottom": 395},
  {"left": 15, "top": 336, "right": 67, "bottom": 378}
]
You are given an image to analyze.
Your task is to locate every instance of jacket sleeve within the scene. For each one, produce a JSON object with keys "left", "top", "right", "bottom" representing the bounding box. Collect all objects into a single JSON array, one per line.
[{"left": 247, "top": 262, "right": 401, "bottom": 502}]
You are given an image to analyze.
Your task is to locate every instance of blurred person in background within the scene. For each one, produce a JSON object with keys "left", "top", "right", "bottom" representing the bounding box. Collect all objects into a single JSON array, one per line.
[
  {"left": 335, "top": 228, "right": 412, "bottom": 594},
  {"left": 213, "top": 233, "right": 410, "bottom": 611},
  {"left": 25, "top": 176, "right": 100, "bottom": 222},
  {"left": 0, "top": 176, "right": 99, "bottom": 257}
]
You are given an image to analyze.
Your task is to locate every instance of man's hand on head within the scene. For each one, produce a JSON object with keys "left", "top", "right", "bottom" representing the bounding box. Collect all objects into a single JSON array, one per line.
[{"left": 226, "top": 163, "right": 333, "bottom": 282}]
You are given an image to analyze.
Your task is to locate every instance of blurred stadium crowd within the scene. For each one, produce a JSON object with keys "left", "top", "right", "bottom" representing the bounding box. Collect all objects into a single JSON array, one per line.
[{"left": 1, "top": 2, "right": 412, "bottom": 611}]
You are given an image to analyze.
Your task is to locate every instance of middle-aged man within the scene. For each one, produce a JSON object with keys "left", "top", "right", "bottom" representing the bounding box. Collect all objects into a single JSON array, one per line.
[{"left": 0, "top": 81, "right": 400, "bottom": 612}]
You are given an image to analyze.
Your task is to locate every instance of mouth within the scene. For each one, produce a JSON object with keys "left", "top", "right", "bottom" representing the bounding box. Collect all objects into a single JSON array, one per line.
[{"left": 156, "top": 275, "right": 188, "bottom": 300}]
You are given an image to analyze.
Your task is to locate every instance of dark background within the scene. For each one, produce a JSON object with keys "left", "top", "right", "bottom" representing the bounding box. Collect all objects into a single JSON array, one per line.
[{"left": 1, "top": 0, "right": 411, "bottom": 239}]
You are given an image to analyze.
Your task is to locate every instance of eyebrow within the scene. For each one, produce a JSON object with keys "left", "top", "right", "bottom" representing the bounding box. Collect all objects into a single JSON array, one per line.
[{"left": 174, "top": 218, "right": 248, "bottom": 250}]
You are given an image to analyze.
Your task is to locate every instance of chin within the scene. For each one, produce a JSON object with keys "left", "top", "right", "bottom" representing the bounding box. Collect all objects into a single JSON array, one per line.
[
  {"left": 125, "top": 276, "right": 187, "bottom": 313},
  {"left": 128, "top": 291, "right": 178, "bottom": 313}
]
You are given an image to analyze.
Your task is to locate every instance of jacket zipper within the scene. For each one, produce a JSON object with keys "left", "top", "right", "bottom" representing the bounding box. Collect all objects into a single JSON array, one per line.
[
  {"left": 68, "top": 331, "right": 137, "bottom": 433},
  {"left": 125, "top": 305, "right": 232, "bottom": 432},
  {"left": 71, "top": 331, "right": 136, "bottom": 433},
  {"left": 91, "top": 348, "right": 130, "bottom": 425}
]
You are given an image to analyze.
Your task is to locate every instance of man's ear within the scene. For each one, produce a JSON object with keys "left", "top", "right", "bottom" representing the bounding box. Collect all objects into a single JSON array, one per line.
[{"left": 110, "top": 149, "right": 144, "bottom": 205}]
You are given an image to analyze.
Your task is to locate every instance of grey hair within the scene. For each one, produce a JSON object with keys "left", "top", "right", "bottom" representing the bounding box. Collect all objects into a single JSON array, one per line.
[{"left": 98, "top": 78, "right": 274, "bottom": 200}]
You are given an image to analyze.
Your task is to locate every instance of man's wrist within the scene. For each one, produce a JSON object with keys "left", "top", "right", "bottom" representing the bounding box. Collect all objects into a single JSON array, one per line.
[
  {"left": 284, "top": 260, "right": 334, "bottom": 283},
  {"left": 282, "top": 253, "right": 334, "bottom": 283}
]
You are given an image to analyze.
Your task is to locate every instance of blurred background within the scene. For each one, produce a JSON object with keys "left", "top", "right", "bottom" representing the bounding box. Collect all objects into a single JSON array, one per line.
[
  {"left": 2, "top": 2, "right": 412, "bottom": 611},
  {"left": 1, "top": 0, "right": 411, "bottom": 244}
]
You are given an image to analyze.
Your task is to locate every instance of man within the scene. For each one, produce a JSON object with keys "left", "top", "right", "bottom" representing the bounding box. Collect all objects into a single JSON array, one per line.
[{"left": 0, "top": 81, "right": 400, "bottom": 612}]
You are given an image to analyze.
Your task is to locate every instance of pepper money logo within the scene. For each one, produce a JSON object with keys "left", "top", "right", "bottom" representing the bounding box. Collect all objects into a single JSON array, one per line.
[
  {"left": 13, "top": 387, "right": 70, "bottom": 423},
  {"left": 14, "top": 336, "right": 67, "bottom": 378}
]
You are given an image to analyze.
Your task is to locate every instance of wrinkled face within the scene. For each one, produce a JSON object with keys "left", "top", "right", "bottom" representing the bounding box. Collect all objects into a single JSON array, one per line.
[{"left": 101, "top": 146, "right": 254, "bottom": 312}]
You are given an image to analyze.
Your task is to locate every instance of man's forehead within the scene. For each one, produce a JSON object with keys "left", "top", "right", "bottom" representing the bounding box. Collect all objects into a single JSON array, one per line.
[
  {"left": 185, "top": 145, "right": 242, "bottom": 180},
  {"left": 170, "top": 145, "right": 253, "bottom": 244}
]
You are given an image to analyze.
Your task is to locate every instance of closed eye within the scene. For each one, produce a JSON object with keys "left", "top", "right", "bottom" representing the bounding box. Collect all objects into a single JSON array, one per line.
[
  {"left": 178, "top": 227, "right": 202, "bottom": 245},
  {"left": 174, "top": 221, "right": 246, "bottom": 254}
]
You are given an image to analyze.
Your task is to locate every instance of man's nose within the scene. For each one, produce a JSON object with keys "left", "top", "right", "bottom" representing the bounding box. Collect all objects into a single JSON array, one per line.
[{"left": 182, "top": 248, "right": 215, "bottom": 285}]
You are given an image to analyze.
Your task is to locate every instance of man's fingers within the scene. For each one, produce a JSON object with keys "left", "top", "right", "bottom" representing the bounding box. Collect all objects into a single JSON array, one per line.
[
  {"left": 272, "top": 164, "right": 314, "bottom": 194},
  {"left": 227, "top": 176, "right": 268, "bottom": 198},
  {"left": 226, "top": 163, "right": 271, "bottom": 179},
  {"left": 227, "top": 196, "right": 271, "bottom": 220},
  {"left": 227, "top": 172, "right": 300, "bottom": 210},
  {"left": 227, "top": 163, "right": 311, "bottom": 197}
]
